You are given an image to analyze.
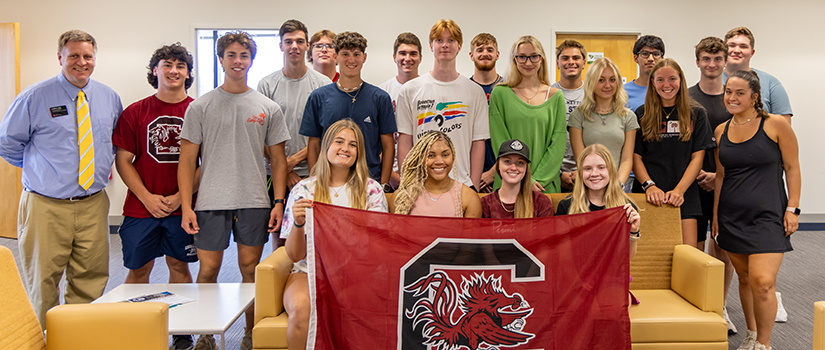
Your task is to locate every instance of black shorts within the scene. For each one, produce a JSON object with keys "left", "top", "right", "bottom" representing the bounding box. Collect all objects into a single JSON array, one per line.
[{"left": 193, "top": 208, "right": 271, "bottom": 251}]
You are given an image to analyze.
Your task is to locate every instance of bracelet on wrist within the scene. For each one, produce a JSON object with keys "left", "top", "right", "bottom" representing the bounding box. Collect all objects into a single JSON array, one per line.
[{"left": 294, "top": 221, "right": 305, "bottom": 228}]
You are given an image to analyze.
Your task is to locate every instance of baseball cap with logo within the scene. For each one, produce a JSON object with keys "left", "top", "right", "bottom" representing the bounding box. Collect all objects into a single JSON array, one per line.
[{"left": 497, "top": 139, "right": 531, "bottom": 163}]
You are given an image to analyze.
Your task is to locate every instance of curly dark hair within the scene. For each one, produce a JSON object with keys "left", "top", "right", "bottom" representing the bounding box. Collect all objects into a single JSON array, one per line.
[
  {"left": 632, "top": 35, "right": 665, "bottom": 56},
  {"left": 147, "top": 43, "right": 194, "bottom": 90},
  {"left": 334, "top": 31, "right": 367, "bottom": 54}
]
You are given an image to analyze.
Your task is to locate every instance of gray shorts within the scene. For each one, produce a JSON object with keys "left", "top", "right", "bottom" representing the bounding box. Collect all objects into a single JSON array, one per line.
[{"left": 194, "top": 208, "right": 271, "bottom": 251}]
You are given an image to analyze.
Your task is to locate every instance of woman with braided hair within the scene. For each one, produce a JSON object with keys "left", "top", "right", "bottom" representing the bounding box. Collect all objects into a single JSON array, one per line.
[
  {"left": 390, "top": 131, "right": 481, "bottom": 217},
  {"left": 712, "top": 70, "right": 800, "bottom": 350}
]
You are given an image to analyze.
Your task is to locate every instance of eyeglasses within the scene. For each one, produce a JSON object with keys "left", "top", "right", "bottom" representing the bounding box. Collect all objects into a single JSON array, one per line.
[
  {"left": 515, "top": 54, "right": 542, "bottom": 63},
  {"left": 313, "top": 44, "right": 334, "bottom": 51},
  {"left": 637, "top": 50, "right": 663, "bottom": 59}
]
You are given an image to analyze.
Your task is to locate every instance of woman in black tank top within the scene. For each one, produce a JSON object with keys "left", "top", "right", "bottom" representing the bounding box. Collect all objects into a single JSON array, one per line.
[{"left": 711, "top": 70, "right": 801, "bottom": 350}]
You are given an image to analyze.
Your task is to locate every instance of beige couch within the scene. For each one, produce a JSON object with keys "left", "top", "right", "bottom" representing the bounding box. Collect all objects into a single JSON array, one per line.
[
  {"left": 0, "top": 246, "right": 169, "bottom": 350},
  {"left": 252, "top": 193, "right": 727, "bottom": 349}
]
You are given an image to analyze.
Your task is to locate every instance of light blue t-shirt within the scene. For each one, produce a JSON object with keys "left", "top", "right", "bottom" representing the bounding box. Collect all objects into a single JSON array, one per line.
[
  {"left": 624, "top": 80, "right": 647, "bottom": 112},
  {"left": 722, "top": 68, "right": 792, "bottom": 116}
]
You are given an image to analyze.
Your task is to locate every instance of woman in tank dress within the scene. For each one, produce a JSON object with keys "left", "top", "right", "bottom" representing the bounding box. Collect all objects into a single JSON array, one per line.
[
  {"left": 480, "top": 139, "right": 554, "bottom": 219},
  {"left": 487, "top": 35, "right": 566, "bottom": 193},
  {"left": 633, "top": 58, "right": 715, "bottom": 248},
  {"left": 281, "top": 119, "right": 388, "bottom": 350},
  {"left": 391, "top": 131, "right": 481, "bottom": 217},
  {"left": 568, "top": 57, "right": 639, "bottom": 187},
  {"left": 712, "top": 70, "right": 800, "bottom": 350}
]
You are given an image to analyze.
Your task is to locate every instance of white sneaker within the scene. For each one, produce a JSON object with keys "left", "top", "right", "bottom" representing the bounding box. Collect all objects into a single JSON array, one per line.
[
  {"left": 754, "top": 342, "right": 771, "bottom": 350},
  {"left": 737, "top": 330, "right": 757, "bottom": 350},
  {"left": 775, "top": 291, "right": 788, "bottom": 323},
  {"left": 723, "top": 306, "right": 738, "bottom": 335}
]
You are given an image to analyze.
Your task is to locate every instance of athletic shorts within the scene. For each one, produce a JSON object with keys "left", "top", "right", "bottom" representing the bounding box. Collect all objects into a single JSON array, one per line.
[
  {"left": 118, "top": 216, "right": 198, "bottom": 270},
  {"left": 193, "top": 208, "right": 270, "bottom": 251}
]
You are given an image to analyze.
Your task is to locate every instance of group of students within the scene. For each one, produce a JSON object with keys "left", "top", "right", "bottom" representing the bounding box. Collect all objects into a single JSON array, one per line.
[
  {"left": 0, "top": 17, "right": 799, "bottom": 350},
  {"left": 274, "top": 22, "right": 800, "bottom": 350}
]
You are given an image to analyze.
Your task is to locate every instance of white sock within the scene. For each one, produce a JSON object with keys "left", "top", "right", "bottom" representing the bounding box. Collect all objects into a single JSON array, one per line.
[{"left": 747, "top": 330, "right": 757, "bottom": 338}]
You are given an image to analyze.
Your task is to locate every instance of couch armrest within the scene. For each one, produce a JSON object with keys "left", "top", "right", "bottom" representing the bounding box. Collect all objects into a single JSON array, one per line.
[
  {"left": 670, "top": 244, "right": 724, "bottom": 316},
  {"left": 815, "top": 301, "right": 825, "bottom": 350},
  {"left": 46, "top": 302, "right": 168, "bottom": 350},
  {"left": 255, "top": 247, "right": 293, "bottom": 324}
]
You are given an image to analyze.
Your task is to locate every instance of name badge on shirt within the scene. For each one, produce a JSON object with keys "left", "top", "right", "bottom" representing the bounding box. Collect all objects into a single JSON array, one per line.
[{"left": 50, "top": 105, "right": 69, "bottom": 118}]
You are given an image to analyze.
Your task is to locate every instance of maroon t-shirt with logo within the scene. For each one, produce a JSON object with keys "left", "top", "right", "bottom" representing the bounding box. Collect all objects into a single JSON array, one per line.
[{"left": 113, "top": 95, "right": 193, "bottom": 218}]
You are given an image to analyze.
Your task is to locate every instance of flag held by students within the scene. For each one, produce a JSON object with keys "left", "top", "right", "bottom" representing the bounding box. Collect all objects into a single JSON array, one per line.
[{"left": 306, "top": 202, "right": 631, "bottom": 350}]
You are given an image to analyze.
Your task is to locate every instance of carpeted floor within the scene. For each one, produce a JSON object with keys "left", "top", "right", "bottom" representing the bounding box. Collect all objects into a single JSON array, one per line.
[
  {"left": 1, "top": 233, "right": 274, "bottom": 349},
  {"left": 2, "top": 231, "right": 822, "bottom": 349}
]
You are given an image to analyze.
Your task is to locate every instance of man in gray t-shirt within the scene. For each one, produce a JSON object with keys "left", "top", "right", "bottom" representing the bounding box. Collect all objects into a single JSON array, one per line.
[
  {"left": 551, "top": 39, "right": 587, "bottom": 191},
  {"left": 178, "top": 32, "right": 289, "bottom": 347},
  {"left": 258, "top": 20, "right": 330, "bottom": 191}
]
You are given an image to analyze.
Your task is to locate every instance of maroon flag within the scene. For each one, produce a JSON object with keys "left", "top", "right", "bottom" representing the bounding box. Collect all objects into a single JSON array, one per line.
[{"left": 306, "top": 202, "right": 631, "bottom": 350}]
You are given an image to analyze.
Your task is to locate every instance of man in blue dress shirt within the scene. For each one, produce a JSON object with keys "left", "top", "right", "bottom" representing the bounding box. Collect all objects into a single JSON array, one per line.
[{"left": 0, "top": 30, "right": 122, "bottom": 327}]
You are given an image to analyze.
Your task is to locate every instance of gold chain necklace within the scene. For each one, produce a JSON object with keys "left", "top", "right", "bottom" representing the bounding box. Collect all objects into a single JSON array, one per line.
[
  {"left": 331, "top": 185, "right": 346, "bottom": 198},
  {"left": 498, "top": 195, "right": 515, "bottom": 213},
  {"left": 663, "top": 106, "right": 676, "bottom": 119},
  {"left": 519, "top": 86, "right": 541, "bottom": 104}
]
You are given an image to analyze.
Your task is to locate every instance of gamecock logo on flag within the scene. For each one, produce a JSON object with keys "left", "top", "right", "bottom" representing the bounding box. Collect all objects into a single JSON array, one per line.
[{"left": 305, "top": 202, "right": 631, "bottom": 350}]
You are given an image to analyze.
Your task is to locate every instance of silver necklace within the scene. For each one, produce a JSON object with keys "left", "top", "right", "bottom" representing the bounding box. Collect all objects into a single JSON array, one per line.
[
  {"left": 595, "top": 111, "right": 611, "bottom": 125},
  {"left": 424, "top": 180, "right": 452, "bottom": 202},
  {"left": 424, "top": 189, "right": 445, "bottom": 202},
  {"left": 731, "top": 111, "right": 758, "bottom": 125}
]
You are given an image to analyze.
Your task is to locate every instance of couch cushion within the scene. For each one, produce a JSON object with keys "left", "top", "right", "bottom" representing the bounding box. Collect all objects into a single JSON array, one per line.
[
  {"left": 252, "top": 313, "right": 289, "bottom": 349},
  {"left": 629, "top": 289, "right": 727, "bottom": 343}
]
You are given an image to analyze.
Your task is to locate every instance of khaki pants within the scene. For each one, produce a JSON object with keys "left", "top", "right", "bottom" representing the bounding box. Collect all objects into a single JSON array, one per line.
[{"left": 18, "top": 190, "right": 110, "bottom": 328}]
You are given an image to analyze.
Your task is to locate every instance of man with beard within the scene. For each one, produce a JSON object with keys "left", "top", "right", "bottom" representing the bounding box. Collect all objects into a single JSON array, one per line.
[
  {"left": 468, "top": 33, "right": 501, "bottom": 192},
  {"left": 551, "top": 39, "right": 587, "bottom": 191}
]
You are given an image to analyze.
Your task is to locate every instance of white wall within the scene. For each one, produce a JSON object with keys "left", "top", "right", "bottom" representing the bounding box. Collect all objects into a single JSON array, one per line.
[{"left": 2, "top": 0, "right": 823, "bottom": 220}]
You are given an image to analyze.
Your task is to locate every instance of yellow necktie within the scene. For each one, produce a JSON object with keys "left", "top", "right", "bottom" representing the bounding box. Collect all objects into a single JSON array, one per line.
[{"left": 77, "top": 90, "right": 95, "bottom": 190}]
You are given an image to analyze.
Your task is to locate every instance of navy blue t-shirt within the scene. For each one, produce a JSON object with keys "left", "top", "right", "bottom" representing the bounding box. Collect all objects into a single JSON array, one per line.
[{"left": 300, "top": 82, "right": 396, "bottom": 180}]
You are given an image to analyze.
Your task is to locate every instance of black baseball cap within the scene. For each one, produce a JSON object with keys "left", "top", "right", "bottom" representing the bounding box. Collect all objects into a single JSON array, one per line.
[{"left": 497, "top": 139, "right": 530, "bottom": 163}]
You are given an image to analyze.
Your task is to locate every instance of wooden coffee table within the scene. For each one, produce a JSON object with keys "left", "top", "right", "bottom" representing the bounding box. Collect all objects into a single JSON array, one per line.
[{"left": 94, "top": 283, "right": 254, "bottom": 350}]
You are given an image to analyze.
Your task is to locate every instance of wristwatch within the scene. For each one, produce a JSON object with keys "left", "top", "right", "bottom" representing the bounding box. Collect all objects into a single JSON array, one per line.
[
  {"left": 273, "top": 198, "right": 285, "bottom": 205},
  {"left": 641, "top": 180, "right": 656, "bottom": 191},
  {"left": 383, "top": 183, "right": 395, "bottom": 193},
  {"left": 786, "top": 207, "right": 801, "bottom": 215}
]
